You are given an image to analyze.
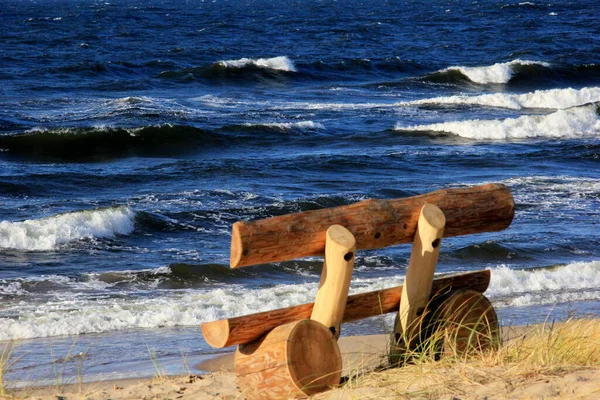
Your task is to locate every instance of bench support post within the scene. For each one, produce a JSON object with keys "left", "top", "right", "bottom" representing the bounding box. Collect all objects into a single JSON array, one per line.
[
  {"left": 311, "top": 225, "right": 356, "bottom": 338},
  {"left": 391, "top": 204, "right": 445, "bottom": 364},
  {"left": 234, "top": 225, "right": 355, "bottom": 399}
]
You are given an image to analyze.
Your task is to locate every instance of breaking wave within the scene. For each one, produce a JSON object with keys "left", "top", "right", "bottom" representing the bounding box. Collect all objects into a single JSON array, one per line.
[
  {"left": 394, "top": 103, "right": 600, "bottom": 139},
  {"left": 158, "top": 56, "right": 297, "bottom": 83},
  {"left": 0, "top": 206, "right": 135, "bottom": 251},
  {"left": 216, "top": 56, "right": 297, "bottom": 72},
  {"left": 397, "top": 87, "right": 600, "bottom": 110},
  {"left": 425, "top": 59, "right": 551, "bottom": 84},
  {"left": 3, "top": 260, "right": 600, "bottom": 340},
  {"left": 241, "top": 121, "right": 324, "bottom": 130},
  {"left": 488, "top": 261, "right": 600, "bottom": 308}
]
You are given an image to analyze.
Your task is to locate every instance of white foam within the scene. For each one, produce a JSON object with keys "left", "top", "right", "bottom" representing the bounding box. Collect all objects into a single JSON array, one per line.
[
  {"left": 0, "top": 272, "right": 417, "bottom": 340},
  {"left": 243, "top": 121, "right": 324, "bottom": 130},
  {"left": 395, "top": 103, "right": 600, "bottom": 139},
  {"left": 191, "top": 94, "right": 399, "bottom": 112},
  {"left": 0, "top": 282, "right": 26, "bottom": 296},
  {"left": 3, "top": 261, "right": 600, "bottom": 340},
  {"left": 489, "top": 175, "right": 600, "bottom": 218},
  {"left": 397, "top": 87, "right": 600, "bottom": 110},
  {"left": 0, "top": 206, "right": 135, "bottom": 251},
  {"left": 4, "top": 259, "right": 600, "bottom": 341},
  {"left": 487, "top": 261, "right": 600, "bottom": 307},
  {"left": 216, "top": 56, "right": 297, "bottom": 72},
  {"left": 441, "top": 59, "right": 550, "bottom": 84}
]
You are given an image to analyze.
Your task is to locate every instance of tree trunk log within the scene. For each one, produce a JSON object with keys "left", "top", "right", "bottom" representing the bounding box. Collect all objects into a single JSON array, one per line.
[
  {"left": 310, "top": 225, "right": 356, "bottom": 339},
  {"left": 235, "top": 319, "right": 342, "bottom": 400},
  {"left": 231, "top": 183, "right": 513, "bottom": 268},
  {"left": 202, "top": 270, "right": 490, "bottom": 349}
]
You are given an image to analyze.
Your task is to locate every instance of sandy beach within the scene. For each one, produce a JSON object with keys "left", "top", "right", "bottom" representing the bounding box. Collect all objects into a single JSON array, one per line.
[{"left": 5, "top": 322, "right": 600, "bottom": 400}]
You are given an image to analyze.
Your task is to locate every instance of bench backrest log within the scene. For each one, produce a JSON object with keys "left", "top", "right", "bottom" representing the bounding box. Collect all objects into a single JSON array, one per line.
[{"left": 230, "top": 183, "right": 514, "bottom": 268}]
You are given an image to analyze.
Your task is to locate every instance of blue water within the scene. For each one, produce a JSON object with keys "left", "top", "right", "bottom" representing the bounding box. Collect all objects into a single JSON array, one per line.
[{"left": 1, "top": 0, "right": 600, "bottom": 384}]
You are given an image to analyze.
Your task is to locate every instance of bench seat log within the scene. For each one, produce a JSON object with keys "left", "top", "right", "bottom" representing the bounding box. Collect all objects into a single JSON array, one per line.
[
  {"left": 231, "top": 183, "right": 514, "bottom": 268},
  {"left": 202, "top": 269, "right": 490, "bottom": 349}
]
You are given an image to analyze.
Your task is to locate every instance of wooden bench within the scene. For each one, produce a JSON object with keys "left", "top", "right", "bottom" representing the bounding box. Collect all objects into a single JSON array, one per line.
[{"left": 201, "top": 183, "right": 514, "bottom": 399}]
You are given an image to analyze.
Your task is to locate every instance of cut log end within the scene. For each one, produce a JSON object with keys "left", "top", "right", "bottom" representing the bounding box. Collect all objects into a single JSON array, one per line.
[
  {"left": 428, "top": 289, "right": 501, "bottom": 357},
  {"left": 326, "top": 224, "right": 356, "bottom": 249},
  {"left": 201, "top": 319, "right": 229, "bottom": 349},
  {"left": 420, "top": 203, "right": 446, "bottom": 231},
  {"left": 236, "top": 320, "right": 341, "bottom": 400}
]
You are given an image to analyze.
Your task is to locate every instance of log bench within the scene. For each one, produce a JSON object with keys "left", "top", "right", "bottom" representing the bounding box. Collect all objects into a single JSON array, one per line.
[{"left": 201, "top": 183, "right": 514, "bottom": 399}]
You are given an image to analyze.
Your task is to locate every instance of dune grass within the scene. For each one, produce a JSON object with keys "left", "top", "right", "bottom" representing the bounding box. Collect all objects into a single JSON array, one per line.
[
  {"left": 323, "top": 317, "right": 600, "bottom": 399},
  {"left": 0, "top": 341, "right": 19, "bottom": 398}
]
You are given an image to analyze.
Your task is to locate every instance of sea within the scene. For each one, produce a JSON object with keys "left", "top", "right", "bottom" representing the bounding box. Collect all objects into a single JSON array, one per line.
[{"left": 1, "top": 0, "right": 599, "bottom": 386}]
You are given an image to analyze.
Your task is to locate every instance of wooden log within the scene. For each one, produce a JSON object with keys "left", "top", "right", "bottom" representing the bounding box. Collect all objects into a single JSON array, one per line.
[
  {"left": 310, "top": 225, "right": 355, "bottom": 338},
  {"left": 231, "top": 183, "right": 514, "bottom": 268},
  {"left": 235, "top": 319, "right": 342, "bottom": 400},
  {"left": 426, "top": 289, "right": 500, "bottom": 357},
  {"left": 202, "top": 270, "right": 490, "bottom": 349},
  {"left": 398, "top": 204, "right": 446, "bottom": 341}
]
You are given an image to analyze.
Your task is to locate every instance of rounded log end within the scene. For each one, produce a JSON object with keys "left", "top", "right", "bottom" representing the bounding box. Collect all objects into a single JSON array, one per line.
[
  {"left": 287, "top": 319, "right": 342, "bottom": 394},
  {"left": 201, "top": 319, "right": 230, "bottom": 349},
  {"left": 230, "top": 222, "right": 243, "bottom": 268},
  {"left": 427, "top": 289, "right": 500, "bottom": 357},
  {"left": 235, "top": 320, "right": 341, "bottom": 399},
  {"left": 420, "top": 203, "right": 446, "bottom": 231},
  {"left": 326, "top": 224, "right": 356, "bottom": 251}
]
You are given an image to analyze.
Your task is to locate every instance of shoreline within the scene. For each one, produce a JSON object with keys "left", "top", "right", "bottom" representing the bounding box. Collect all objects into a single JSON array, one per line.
[
  {"left": 5, "top": 323, "right": 569, "bottom": 400},
  {"left": 6, "top": 320, "right": 600, "bottom": 399}
]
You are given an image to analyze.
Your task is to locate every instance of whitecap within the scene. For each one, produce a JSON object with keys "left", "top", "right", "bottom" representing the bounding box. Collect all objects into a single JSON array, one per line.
[
  {"left": 0, "top": 206, "right": 135, "bottom": 251},
  {"left": 397, "top": 87, "right": 600, "bottom": 111},
  {"left": 440, "top": 59, "right": 550, "bottom": 84},
  {"left": 216, "top": 56, "right": 297, "bottom": 72},
  {"left": 243, "top": 121, "right": 324, "bottom": 130},
  {"left": 487, "top": 261, "right": 600, "bottom": 307},
  {"left": 394, "top": 103, "right": 600, "bottom": 139}
]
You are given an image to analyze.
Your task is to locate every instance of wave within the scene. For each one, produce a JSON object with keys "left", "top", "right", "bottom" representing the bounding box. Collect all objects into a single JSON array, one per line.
[
  {"left": 307, "top": 57, "right": 425, "bottom": 77},
  {"left": 158, "top": 56, "right": 297, "bottom": 83},
  {"left": 421, "top": 60, "right": 600, "bottom": 87},
  {"left": 451, "top": 240, "right": 533, "bottom": 261},
  {"left": 239, "top": 121, "right": 324, "bottom": 131},
  {"left": 3, "top": 260, "right": 600, "bottom": 340},
  {"left": 500, "top": 2, "right": 548, "bottom": 10},
  {"left": 216, "top": 56, "right": 296, "bottom": 72},
  {"left": 0, "top": 206, "right": 135, "bottom": 251},
  {"left": 394, "top": 103, "right": 600, "bottom": 139},
  {"left": 397, "top": 87, "right": 600, "bottom": 111},
  {"left": 0, "top": 121, "right": 331, "bottom": 161},
  {"left": 488, "top": 261, "right": 600, "bottom": 308},
  {"left": 425, "top": 59, "right": 550, "bottom": 85},
  {"left": 0, "top": 124, "right": 223, "bottom": 160}
]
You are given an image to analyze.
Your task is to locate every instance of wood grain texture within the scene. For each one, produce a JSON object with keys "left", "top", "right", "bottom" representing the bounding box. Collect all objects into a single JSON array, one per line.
[
  {"left": 235, "top": 319, "right": 341, "bottom": 400},
  {"left": 230, "top": 183, "right": 513, "bottom": 268},
  {"left": 201, "top": 270, "right": 490, "bottom": 348},
  {"left": 399, "top": 203, "right": 445, "bottom": 339},
  {"left": 310, "top": 225, "right": 356, "bottom": 338}
]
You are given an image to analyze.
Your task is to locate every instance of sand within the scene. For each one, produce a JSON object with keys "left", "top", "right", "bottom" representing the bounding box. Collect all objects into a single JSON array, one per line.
[{"left": 5, "top": 327, "right": 600, "bottom": 399}]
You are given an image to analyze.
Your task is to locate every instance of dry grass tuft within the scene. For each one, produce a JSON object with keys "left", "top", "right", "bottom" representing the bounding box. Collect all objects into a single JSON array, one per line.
[
  {"left": 499, "top": 317, "right": 600, "bottom": 370},
  {"left": 319, "top": 317, "right": 600, "bottom": 399},
  {"left": 1, "top": 341, "right": 18, "bottom": 398}
]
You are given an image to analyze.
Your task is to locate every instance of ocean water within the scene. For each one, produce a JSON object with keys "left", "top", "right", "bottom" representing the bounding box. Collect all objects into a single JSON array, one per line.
[{"left": 1, "top": 0, "right": 599, "bottom": 384}]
